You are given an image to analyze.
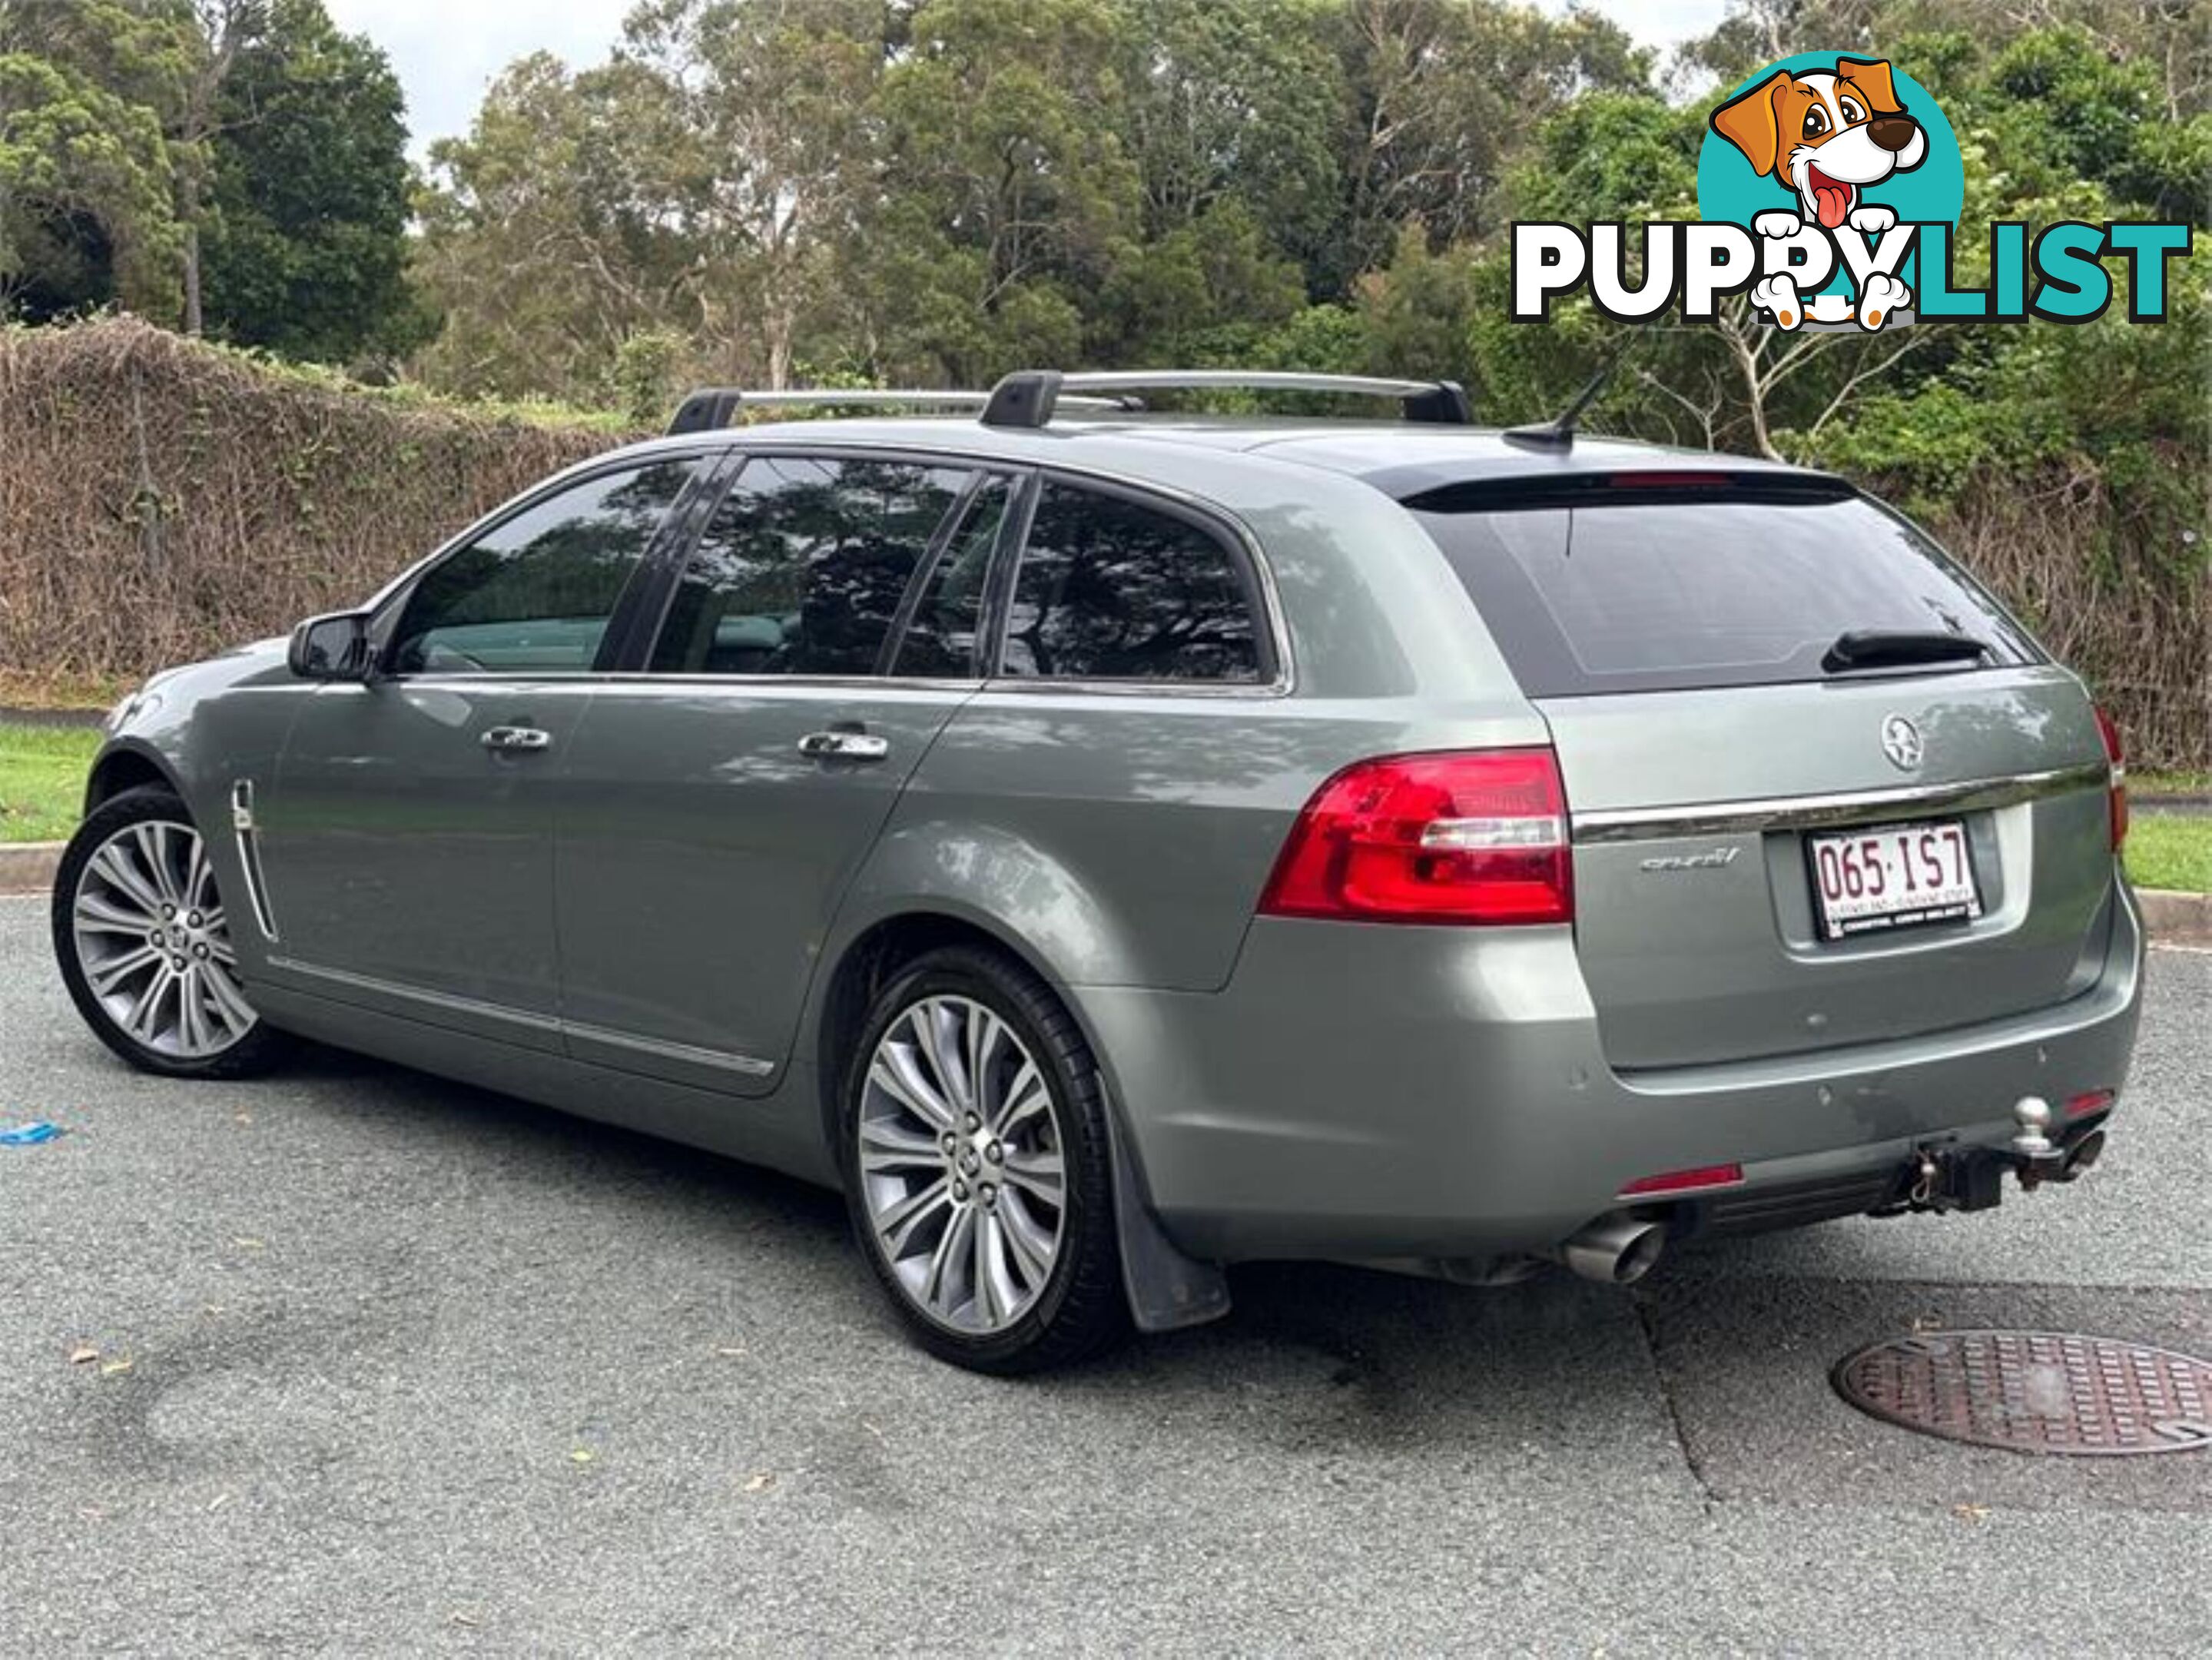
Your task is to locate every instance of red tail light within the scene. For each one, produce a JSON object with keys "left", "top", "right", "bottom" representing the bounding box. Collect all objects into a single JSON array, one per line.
[
  {"left": 1258, "top": 749, "right": 1573, "bottom": 925},
  {"left": 2094, "top": 707, "right": 2128, "bottom": 852}
]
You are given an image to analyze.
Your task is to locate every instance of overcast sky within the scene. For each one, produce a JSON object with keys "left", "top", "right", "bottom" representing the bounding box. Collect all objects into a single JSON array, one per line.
[{"left": 327, "top": 0, "right": 1733, "bottom": 164}]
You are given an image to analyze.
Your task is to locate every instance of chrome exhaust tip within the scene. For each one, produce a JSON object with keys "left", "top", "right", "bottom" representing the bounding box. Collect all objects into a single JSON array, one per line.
[{"left": 1557, "top": 1216, "right": 1668, "bottom": 1285}]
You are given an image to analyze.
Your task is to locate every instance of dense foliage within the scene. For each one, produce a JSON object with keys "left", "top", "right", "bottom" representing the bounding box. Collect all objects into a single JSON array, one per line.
[{"left": 0, "top": 0, "right": 426, "bottom": 359}]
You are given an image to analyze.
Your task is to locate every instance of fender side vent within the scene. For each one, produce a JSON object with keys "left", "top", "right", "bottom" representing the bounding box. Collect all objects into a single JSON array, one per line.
[{"left": 230, "top": 780, "right": 280, "bottom": 941}]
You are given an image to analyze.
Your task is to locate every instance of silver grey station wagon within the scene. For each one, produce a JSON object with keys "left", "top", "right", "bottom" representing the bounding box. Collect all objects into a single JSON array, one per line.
[{"left": 54, "top": 370, "right": 2143, "bottom": 1373}]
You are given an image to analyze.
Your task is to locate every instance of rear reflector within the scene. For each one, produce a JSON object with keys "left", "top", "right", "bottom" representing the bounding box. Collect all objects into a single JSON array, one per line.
[
  {"left": 1620, "top": 1163, "right": 1745, "bottom": 1197},
  {"left": 2065, "top": 1089, "right": 2116, "bottom": 1120},
  {"left": 2094, "top": 707, "right": 2128, "bottom": 852},
  {"left": 1258, "top": 749, "right": 1572, "bottom": 925}
]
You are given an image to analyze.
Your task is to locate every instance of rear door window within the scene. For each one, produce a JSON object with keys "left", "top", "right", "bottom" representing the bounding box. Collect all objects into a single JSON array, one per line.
[
  {"left": 1414, "top": 489, "right": 2040, "bottom": 696},
  {"left": 648, "top": 455, "right": 972, "bottom": 676},
  {"left": 999, "top": 480, "right": 1265, "bottom": 682}
]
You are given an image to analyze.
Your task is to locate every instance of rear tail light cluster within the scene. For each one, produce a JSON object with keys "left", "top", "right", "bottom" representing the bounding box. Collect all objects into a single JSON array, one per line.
[
  {"left": 2094, "top": 707, "right": 2128, "bottom": 853},
  {"left": 1258, "top": 749, "right": 1573, "bottom": 925}
]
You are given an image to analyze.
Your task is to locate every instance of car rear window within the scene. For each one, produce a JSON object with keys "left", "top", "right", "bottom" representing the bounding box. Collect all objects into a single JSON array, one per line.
[{"left": 1412, "top": 487, "right": 2041, "bottom": 697}]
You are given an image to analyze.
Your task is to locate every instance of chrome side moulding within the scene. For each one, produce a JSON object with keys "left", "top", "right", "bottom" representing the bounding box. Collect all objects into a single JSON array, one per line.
[
  {"left": 259, "top": 956, "right": 779, "bottom": 1079},
  {"left": 1570, "top": 762, "right": 2109, "bottom": 845}
]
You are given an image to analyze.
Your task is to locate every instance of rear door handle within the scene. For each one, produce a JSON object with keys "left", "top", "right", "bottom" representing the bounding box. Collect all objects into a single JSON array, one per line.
[
  {"left": 481, "top": 725, "right": 552, "bottom": 753},
  {"left": 797, "top": 730, "right": 890, "bottom": 762}
]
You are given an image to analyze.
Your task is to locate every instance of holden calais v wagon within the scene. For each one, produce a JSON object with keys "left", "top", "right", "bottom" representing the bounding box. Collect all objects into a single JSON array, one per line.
[{"left": 54, "top": 370, "right": 2142, "bottom": 1372}]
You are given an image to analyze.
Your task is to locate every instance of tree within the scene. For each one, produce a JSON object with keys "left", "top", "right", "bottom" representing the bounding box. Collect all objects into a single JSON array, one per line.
[
  {"left": 2, "top": 0, "right": 419, "bottom": 357},
  {"left": 861, "top": 0, "right": 1142, "bottom": 380},
  {"left": 198, "top": 0, "right": 427, "bottom": 360},
  {"left": 0, "top": 0, "right": 184, "bottom": 318}
]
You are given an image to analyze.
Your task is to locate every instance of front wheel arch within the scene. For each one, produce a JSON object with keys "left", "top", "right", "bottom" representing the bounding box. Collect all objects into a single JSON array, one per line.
[{"left": 84, "top": 743, "right": 178, "bottom": 815}]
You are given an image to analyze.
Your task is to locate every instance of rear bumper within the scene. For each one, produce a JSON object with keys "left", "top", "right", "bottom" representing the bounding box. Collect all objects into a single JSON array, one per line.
[{"left": 1075, "top": 882, "right": 2144, "bottom": 1263}]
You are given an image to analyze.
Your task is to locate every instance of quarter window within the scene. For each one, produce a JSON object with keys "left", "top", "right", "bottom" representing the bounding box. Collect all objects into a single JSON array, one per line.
[
  {"left": 891, "top": 476, "right": 1013, "bottom": 678},
  {"left": 388, "top": 460, "right": 696, "bottom": 675},
  {"left": 1000, "top": 483, "right": 1263, "bottom": 682},
  {"left": 650, "top": 456, "right": 970, "bottom": 676}
]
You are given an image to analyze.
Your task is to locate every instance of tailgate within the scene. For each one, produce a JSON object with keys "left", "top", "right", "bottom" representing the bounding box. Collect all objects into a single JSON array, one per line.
[{"left": 1547, "top": 671, "right": 2115, "bottom": 1068}]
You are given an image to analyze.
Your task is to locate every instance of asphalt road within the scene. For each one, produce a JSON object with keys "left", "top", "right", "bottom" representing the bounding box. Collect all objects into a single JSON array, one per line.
[{"left": 3, "top": 894, "right": 2207, "bottom": 1656}]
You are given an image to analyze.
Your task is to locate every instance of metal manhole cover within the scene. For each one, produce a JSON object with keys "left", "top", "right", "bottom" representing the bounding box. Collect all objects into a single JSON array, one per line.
[{"left": 1833, "top": 1330, "right": 2212, "bottom": 1456}]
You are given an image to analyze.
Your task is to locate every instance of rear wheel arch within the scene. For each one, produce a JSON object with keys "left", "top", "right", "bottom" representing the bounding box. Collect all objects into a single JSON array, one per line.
[{"left": 812, "top": 907, "right": 1229, "bottom": 1337}]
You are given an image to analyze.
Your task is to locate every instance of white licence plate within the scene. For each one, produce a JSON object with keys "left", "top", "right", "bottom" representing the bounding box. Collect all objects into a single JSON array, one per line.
[{"left": 1806, "top": 818, "right": 1982, "bottom": 940}]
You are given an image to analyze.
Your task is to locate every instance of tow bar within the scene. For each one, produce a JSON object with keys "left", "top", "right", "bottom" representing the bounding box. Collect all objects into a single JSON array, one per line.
[{"left": 1888, "top": 1096, "right": 2110, "bottom": 1215}]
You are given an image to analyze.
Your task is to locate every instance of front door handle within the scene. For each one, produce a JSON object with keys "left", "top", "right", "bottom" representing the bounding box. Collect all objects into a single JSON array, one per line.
[
  {"left": 797, "top": 730, "right": 890, "bottom": 762},
  {"left": 481, "top": 725, "right": 552, "bottom": 754}
]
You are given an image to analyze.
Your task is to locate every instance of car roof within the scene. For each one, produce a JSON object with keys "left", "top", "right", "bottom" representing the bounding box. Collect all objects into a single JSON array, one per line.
[{"left": 618, "top": 413, "right": 1821, "bottom": 503}]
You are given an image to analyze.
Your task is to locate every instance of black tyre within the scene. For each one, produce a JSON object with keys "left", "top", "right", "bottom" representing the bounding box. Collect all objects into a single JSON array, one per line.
[
  {"left": 838, "top": 945, "right": 1128, "bottom": 1374},
  {"left": 51, "top": 785, "right": 291, "bottom": 1080}
]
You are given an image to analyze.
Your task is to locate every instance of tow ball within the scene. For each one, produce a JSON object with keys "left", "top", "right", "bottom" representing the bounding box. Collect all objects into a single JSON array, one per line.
[{"left": 2009, "top": 1094, "right": 2106, "bottom": 1191}]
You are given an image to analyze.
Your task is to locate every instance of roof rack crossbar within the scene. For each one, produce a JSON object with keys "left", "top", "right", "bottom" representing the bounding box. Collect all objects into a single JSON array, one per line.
[
  {"left": 979, "top": 368, "right": 1474, "bottom": 428},
  {"left": 667, "top": 383, "right": 1119, "bottom": 436}
]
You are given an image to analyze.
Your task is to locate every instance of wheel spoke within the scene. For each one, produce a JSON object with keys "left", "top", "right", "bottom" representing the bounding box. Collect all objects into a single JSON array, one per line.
[
  {"left": 184, "top": 837, "right": 212, "bottom": 912},
  {"left": 199, "top": 962, "right": 258, "bottom": 1034},
  {"left": 858, "top": 1119, "right": 943, "bottom": 1176},
  {"left": 870, "top": 1040, "right": 955, "bottom": 1130},
  {"left": 997, "top": 1191, "right": 1057, "bottom": 1284},
  {"left": 874, "top": 1176, "right": 951, "bottom": 1258},
  {"left": 967, "top": 1007, "right": 1006, "bottom": 1119},
  {"left": 88, "top": 942, "right": 164, "bottom": 994},
  {"left": 177, "top": 967, "right": 211, "bottom": 1053},
  {"left": 924, "top": 1203, "right": 976, "bottom": 1313},
  {"left": 977, "top": 1210, "right": 1025, "bottom": 1316},
  {"left": 132, "top": 823, "right": 182, "bottom": 906},
  {"left": 1002, "top": 1146, "right": 1065, "bottom": 1206},
  {"left": 91, "top": 844, "right": 166, "bottom": 917},
  {"left": 122, "top": 964, "right": 175, "bottom": 1042},
  {"left": 921, "top": 1001, "right": 973, "bottom": 1114},
  {"left": 75, "top": 892, "right": 155, "bottom": 936},
  {"left": 991, "top": 1062, "right": 1050, "bottom": 1136}
]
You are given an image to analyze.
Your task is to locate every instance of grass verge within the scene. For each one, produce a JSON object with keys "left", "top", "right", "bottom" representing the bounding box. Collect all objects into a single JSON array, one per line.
[
  {"left": 2125, "top": 814, "right": 2212, "bottom": 895},
  {"left": 0, "top": 723, "right": 100, "bottom": 843}
]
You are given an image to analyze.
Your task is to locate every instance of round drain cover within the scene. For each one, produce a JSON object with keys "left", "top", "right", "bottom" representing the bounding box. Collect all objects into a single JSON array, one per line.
[{"left": 1833, "top": 1330, "right": 2212, "bottom": 1457}]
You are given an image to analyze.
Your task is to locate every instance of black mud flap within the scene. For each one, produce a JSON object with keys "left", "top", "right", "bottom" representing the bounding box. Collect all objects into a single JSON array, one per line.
[{"left": 1103, "top": 1091, "right": 1231, "bottom": 1333}]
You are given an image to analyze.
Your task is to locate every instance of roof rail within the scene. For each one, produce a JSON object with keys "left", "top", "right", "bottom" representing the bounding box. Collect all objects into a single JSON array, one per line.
[
  {"left": 666, "top": 384, "right": 1119, "bottom": 437},
  {"left": 979, "top": 369, "right": 1474, "bottom": 430}
]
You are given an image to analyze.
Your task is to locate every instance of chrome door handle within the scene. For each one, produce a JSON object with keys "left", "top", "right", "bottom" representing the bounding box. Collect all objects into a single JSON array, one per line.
[
  {"left": 797, "top": 730, "right": 890, "bottom": 762},
  {"left": 480, "top": 725, "right": 552, "bottom": 753}
]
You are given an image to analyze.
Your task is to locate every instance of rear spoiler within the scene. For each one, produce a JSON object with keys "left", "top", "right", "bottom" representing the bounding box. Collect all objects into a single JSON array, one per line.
[{"left": 1401, "top": 469, "right": 1857, "bottom": 514}]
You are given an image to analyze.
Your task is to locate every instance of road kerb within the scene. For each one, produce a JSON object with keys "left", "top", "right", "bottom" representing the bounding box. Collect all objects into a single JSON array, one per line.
[
  {"left": 2137, "top": 887, "right": 2212, "bottom": 948},
  {"left": 0, "top": 842, "right": 61, "bottom": 897}
]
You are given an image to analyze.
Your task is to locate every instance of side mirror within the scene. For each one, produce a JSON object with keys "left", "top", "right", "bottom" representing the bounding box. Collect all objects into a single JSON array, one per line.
[{"left": 287, "top": 610, "right": 373, "bottom": 681}]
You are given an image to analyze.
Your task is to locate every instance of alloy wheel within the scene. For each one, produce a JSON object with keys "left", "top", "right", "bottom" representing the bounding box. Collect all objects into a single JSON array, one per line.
[
  {"left": 69, "top": 819, "right": 258, "bottom": 1061},
  {"left": 857, "top": 994, "right": 1067, "bottom": 1334}
]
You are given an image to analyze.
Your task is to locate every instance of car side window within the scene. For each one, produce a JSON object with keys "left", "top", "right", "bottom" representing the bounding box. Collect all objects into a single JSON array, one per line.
[
  {"left": 1000, "top": 481, "right": 1263, "bottom": 682},
  {"left": 890, "top": 475, "right": 1013, "bottom": 678},
  {"left": 649, "top": 456, "right": 970, "bottom": 677},
  {"left": 388, "top": 460, "right": 697, "bottom": 676}
]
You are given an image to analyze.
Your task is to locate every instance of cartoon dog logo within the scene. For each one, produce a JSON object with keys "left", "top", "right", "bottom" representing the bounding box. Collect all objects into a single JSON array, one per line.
[{"left": 1709, "top": 57, "right": 1927, "bottom": 330}]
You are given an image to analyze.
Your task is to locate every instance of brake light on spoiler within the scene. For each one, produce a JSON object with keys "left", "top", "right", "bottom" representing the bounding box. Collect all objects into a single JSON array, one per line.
[{"left": 1259, "top": 749, "right": 1573, "bottom": 925}]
